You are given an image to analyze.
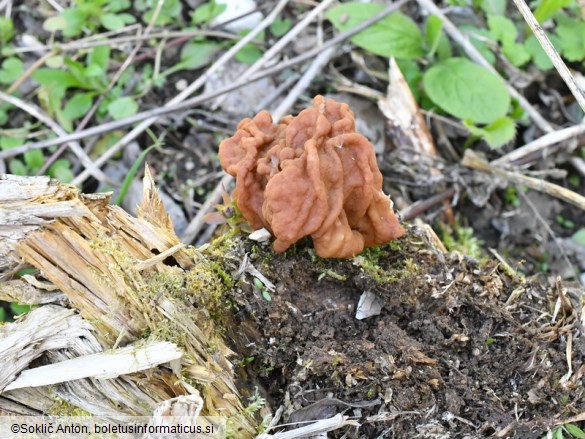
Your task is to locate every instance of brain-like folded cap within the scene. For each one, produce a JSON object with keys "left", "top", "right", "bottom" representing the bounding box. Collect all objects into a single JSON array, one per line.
[{"left": 219, "top": 95, "right": 405, "bottom": 258}]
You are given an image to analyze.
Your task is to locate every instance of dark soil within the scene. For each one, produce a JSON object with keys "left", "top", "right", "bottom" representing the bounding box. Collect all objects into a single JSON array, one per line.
[{"left": 225, "top": 227, "right": 584, "bottom": 438}]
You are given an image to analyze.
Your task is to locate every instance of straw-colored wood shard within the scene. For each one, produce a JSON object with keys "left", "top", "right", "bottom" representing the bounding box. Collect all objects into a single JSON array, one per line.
[{"left": 0, "top": 169, "right": 258, "bottom": 437}]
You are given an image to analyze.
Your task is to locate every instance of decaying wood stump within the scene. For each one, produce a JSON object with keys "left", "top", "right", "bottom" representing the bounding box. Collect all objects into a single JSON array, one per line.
[{"left": 0, "top": 171, "right": 258, "bottom": 437}]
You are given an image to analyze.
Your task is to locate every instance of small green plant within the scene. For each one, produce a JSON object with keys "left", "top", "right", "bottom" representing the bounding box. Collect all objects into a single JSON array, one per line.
[
  {"left": 33, "top": 46, "right": 138, "bottom": 131},
  {"left": 325, "top": 0, "right": 585, "bottom": 149},
  {"left": 327, "top": 3, "right": 424, "bottom": 59},
  {"left": 439, "top": 221, "right": 484, "bottom": 259},
  {"left": 0, "top": 17, "right": 15, "bottom": 47},
  {"left": 542, "top": 423, "right": 585, "bottom": 439},
  {"left": 253, "top": 278, "right": 272, "bottom": 302},
  {"left": 234, "top": 30, "right": 265, "bottom": 65},
  {"left": 270, "top": 17, "right": 293, "bottom": 37},
  {"left": 503, "top": 186, "right": 521, "bottom": 207},
  {"left": 555, "top": 214, "right": 575, "bottom": 229},
  {"left": 134, "top": 0, "right": 182, "bottom": 25},
  {"left": 571, "top": 228, "right": 585, "bottom": 245},
  {"left": 191, "top": 0, "right": 226, "bottom": 25},
  {"left": 325, "top": 2, "right": 518, "bottom": 148},
  {"left": 54, "top": 0, "right": 136, "bottom": 37}
]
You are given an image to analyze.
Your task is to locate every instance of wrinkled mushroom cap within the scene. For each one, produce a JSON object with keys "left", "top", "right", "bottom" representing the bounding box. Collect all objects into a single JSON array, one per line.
[{"left": 218, "top": 95, "right": 405, "bottom": 258}]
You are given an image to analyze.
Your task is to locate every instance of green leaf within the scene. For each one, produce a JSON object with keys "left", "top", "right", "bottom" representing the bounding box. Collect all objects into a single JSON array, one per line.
[
  {"left": 64, "top": 58, "right": 88, "bottom": 83},
  {"left": 436, "top": 33, "right": 452, "bottom": 60},
  {"left": 192, "top": 0, "right": 227, "bottom": 25},
  {"left": 34, "top": 68, "right": 85, "bottom": 89},
  {"left": 49, "top": 159, "right": 74, "bottom": 183},
  {"left": 235, "top": 44, "right": 263, "bottom": 64},
  {"left": 88, "top": 45, "right": 110, "bottom": 72},
  {"left": 262, "top": 289, "right": 272, "bottom": 301},
  {"left": 556, "top": 15, "right": 585, "bottom": 61},
  {"left": 565, "top": 423, "right": 585, "bottom": 439},
  {"left": 10, "top": 303, "right": 32, "bottom": 316},
  {"left": 180, "top": 40, "right": 222, "bottom": 70},
  {"left": 107, "top": 0, "right": 131, "bottom": 13},
  {"left": 84, "top": 64, "right": 104, "bottom": 77},
  {"left": 0, "top": 17, "right": 15, "bottom": 45},
  {"left": 425, "top": 15, "right": 443, "bottom": 57},
  {"left": 9, "top": 159, "right": 27, "bottom": 176},
  {"left": 423, "top": 57, "right": 510, "bottom": 124},
  {"left": 572, "top": 228, "right": 585, "bottom": 245},
  {"left": 63, "top": 92, "right": 94, "bottom": 121},
  {"left": 270, "top": 17, "right": 292, "bottom": 37},
  {"left": 46, "top": 55, "right": 64, "bottom": 68},
  {"left": 461, "top": 25, "right": 497, "bottom": 65},
  {"left": 0, "top": 101, "right": 11, "bottom": 125},
  {"left": 100, "top": 13, "right": 125, "bottom": 31},
  {"left": 525, "top": 34, "right": 558, "bottom": 70},
  {"left": 115, "top": 143, "right": 157, "bottom": 205},
  {"left": 488, "top": 15, "right": 518, "bottom": 43},
  {"left": 43, "top": 15, "right": 68, "bottom": 32},
  {"left": 60, "top": 7, "right": 87, "bottom": 37},
  {"left": 143, "top": 0, "right": 182, "bottom": 25},
  {"left": 326, "top": 3, "right": 424, "bottom": 59},
  {"left": 554, "top": 426, "right": 565, "bottom": 439},
  {"left": 487, "top": 15, "right": 530, "bottom": 66},
  {"left": 107, "top": 96, "right": 138, "bottom": 120},
  {"left": 480, "top": 0, "right": 506, "bottom": 16},
  {"left": 52, "top": 167, "right": 74, "bottom": 183},
  {"left": 0, "top": 307, "right": 6, "bottom": 322},
  {"left": 503, "top": 41, "right": 531, "bottom": 66},
  {"left": 465, "top": 117, "right": 516, "bottom": 148},
  {"left": 0, "top": 57, "right": 24, "bottom": 84},
  {"left": 0, "top": 137, "right": 23, "bottom": 150},
  {"left": 24, "top": 149, "right": 44, "bottom": 173},
  {"left": 117, "top": 13, "right": 137, "bottom": 25},
  {"left": 534, "top": 0, "right": 573, "bottom": 23}
]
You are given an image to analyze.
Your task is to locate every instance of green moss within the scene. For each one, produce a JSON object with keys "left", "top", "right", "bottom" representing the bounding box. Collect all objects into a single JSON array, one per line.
[
  {"left": 318, "top": 269, "right": 348, "bottom": 281},
  {"left": 226, "top": 389, "right": 266, "bottom": 438},
  {"left": 438, "top": 221, "right": 484, "bottom": 259},
  {"left": 353, "top": 242, "right": 419, "bottom": 283},
  {"left": 48, "top": 393, "right": 92, "bottom": 417},
  {"left": 184, "top": 255, "right": 233, "bottom": 318}
]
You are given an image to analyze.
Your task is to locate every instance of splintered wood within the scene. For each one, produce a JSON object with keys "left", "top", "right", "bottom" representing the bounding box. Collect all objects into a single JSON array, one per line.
[{"left": 0, "top": 169, "right": 258, "bottom": 437}]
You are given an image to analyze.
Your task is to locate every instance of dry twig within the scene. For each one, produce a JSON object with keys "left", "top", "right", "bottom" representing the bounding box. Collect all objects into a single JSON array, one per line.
[{"left": 462, "top": 149, "right": 585, "bottom": 210}]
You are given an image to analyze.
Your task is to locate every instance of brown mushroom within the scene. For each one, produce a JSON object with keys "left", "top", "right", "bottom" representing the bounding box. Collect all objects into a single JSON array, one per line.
[{"left": 218, "top": 95, "right": 405, "bottom": 258}]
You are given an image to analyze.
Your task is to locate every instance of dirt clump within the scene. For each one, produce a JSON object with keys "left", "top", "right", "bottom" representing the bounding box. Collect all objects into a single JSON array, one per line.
[{"left": 227, "top": 226, "right": 584, "bottom": 438}]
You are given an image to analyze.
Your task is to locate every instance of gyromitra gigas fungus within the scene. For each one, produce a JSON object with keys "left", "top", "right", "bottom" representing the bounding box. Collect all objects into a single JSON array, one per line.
[{"left": 218, "top": 95, "right": 405, "bottom": 258}]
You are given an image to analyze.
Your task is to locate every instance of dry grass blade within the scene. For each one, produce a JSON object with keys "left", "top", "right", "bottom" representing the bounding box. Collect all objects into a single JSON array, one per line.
[
  {"left": 257, "top": 414, "right": 358, "bottom": 439},
  {"left": 493, "top": 122, "right": 585, "bottom": 166},
  {"left": 462, "top": 149, "right": 585, "bottom": 210}
]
